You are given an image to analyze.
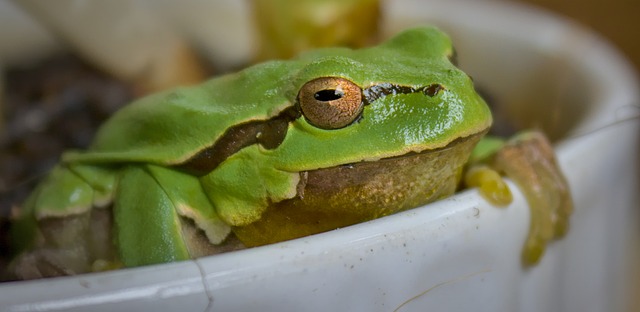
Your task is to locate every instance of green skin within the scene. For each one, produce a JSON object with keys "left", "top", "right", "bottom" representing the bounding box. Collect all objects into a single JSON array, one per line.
[{"left": 12, "top": 27, "right": 559, "bottom": 271}]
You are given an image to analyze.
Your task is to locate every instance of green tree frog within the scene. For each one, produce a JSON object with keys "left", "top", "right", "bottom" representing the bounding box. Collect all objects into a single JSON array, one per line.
[{"left": 7, "top": 27, "right": 572, "bottom": 279}]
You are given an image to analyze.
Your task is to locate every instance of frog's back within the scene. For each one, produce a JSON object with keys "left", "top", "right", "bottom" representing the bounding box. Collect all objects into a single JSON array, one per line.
[{"left": 64, "top": 60, "right": 301, "bottom": 165}]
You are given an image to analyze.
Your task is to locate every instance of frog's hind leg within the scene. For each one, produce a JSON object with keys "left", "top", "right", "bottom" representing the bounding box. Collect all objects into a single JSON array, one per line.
[{"left": 9, "top": 165, "right": 115, "bottom": 280}]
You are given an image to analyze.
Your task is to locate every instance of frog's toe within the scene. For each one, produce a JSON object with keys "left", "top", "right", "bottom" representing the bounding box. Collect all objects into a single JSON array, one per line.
[
  {"left": 11, "top": 247, "right": 89, "bottom": 279},
  {"left": 522, "top": 235, "right": 546, "bottom": 265},
  {"left": 464, "top": 165, "right": 513, "bottom": 206},
  {"left": 91, "top": 259, "right": 123, "bottom": 272}
]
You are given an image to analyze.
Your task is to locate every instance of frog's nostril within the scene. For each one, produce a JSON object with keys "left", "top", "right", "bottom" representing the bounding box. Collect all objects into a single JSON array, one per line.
[{"left": 423, "top": 84, "right": 445, "bottom": 97}]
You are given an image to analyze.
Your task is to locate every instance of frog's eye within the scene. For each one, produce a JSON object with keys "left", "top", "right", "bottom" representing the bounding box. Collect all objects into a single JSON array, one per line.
[{"left": 297, "top": 77, "right": 363, "bottom": 130}]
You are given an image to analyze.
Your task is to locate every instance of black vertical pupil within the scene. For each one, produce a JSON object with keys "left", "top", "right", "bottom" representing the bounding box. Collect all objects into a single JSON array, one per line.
[{"left": 314, "top": 89, "right": 344, "bottom": 101}]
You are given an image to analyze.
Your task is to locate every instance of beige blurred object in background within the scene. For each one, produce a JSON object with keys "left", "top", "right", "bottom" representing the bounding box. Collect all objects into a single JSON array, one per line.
[
  {"left": 12, "top": 0, "right": 208, "bottom": 93},
  {"left": 251, "top": 0, "right": 380, "bottom": 61}
]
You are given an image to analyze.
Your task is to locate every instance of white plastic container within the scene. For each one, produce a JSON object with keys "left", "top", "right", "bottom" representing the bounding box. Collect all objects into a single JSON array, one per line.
[{"left": 1, "top": 0, "right": 638, "bottom": 311}]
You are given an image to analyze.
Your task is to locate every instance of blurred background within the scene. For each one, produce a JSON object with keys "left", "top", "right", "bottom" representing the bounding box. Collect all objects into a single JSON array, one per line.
[{"left": 514, "top": 0, "right": 640, "bottom": 73}]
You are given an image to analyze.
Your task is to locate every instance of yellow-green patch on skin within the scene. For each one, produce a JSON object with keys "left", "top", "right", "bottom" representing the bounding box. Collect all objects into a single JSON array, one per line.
[{"left": 464, "top": 165, "right": 513, "bottom": 206}]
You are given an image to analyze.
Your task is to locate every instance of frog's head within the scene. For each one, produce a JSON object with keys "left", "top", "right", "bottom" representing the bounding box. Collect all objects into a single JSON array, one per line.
[{"left": 272, "top": 26, "right": 492, "bottom": 170}]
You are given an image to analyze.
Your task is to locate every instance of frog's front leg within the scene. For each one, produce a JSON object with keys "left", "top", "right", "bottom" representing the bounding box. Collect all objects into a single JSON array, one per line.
[
  {"left": 465, "top": 130, "right": 573, "bottom": 265},
  {"left": 114, "top": 164, "right": 231, "bottom": 267}
]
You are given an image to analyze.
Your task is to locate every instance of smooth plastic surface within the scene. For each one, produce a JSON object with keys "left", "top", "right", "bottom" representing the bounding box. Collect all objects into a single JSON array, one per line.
[{"left": 1, "top": 0, "right": 638, "bottom": 311}]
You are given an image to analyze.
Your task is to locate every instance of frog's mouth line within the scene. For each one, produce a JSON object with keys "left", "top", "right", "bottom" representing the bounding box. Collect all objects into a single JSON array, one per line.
[
  {"left": 176, "top": 83, "right": 449, "bottom": 176},
  {"left": 310, "top": 129, "right": 488, "bottom": 173}
]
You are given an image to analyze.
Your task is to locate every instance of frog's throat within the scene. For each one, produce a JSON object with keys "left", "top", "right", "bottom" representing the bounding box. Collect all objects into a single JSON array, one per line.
[{"left": 176, "top": 83, "right": 447, "bottom": 176}]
